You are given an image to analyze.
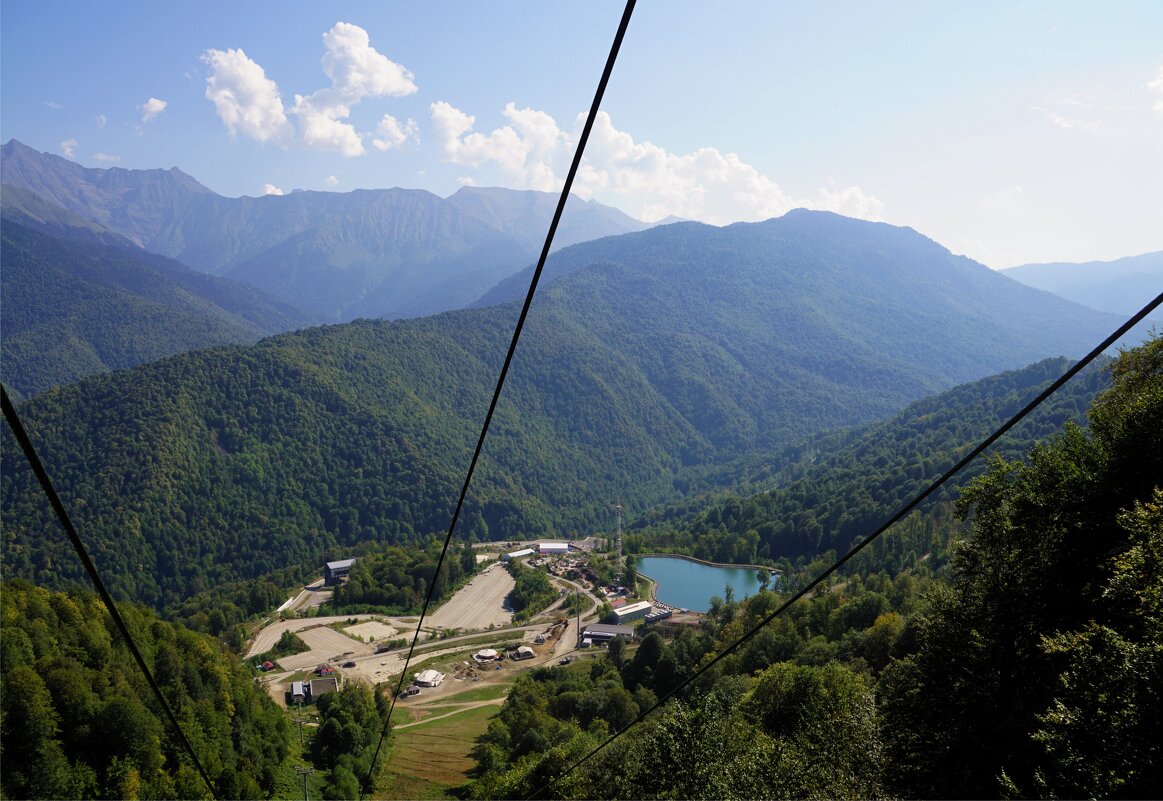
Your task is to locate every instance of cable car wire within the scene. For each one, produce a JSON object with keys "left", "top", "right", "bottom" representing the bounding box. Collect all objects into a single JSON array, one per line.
[
  {"left": 1, "top": 385, "right": 221, "bottom": 801},
  {"left": 359, "top": 1, "right": 638, "bottom": 795},
  {"left": 528, "top": 293, "right": 1162, "bottom": 798}
]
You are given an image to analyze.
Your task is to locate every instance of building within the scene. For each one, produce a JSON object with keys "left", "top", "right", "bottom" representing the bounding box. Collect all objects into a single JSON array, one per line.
[
  {"left": 502, "top": 548, "right": 535, "bottom": 561},
  {"left": 538, "top": 542, "right": 569, "bottom": 555},
  {"left": 290, "top": 681, "right": 307, "bottom": 703},
  {"left": 581, "top": 623, "right": 635, "bottom": 646},
  {"left": 512, "top": 646, "right": 535, "bottom": 661},
  {"left": 474, "top": 648, "right": 500, "bottom": 663},
  {"left": 415, "top": 669, "right": 445, "bottom": 687},
  {"left": 324, "top": 558, "right": 356, "bottom": 586},
  {"left": 613, "top": 600, "right": 653, "bottom": 624},
  {"left": 398, "top": 685, "right": 421, "bottom": 699},
  {"left": 645, "top": 609, "right": 673, "bottom": 624},
  {"left": 309, "top": 678, "right": 339, "bottom": 699}
]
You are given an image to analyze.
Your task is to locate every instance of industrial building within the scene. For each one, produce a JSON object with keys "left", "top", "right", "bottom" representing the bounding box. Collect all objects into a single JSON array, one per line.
[
  {"left": 581, "top": 623, "right": 635, "bottom": 647},
  {"left": 502, "top": 548, "right": 535, "bottom": 561},
  {"left": 612, "top": 600, "right": 653, "bottom": 624},
  {"left": 324, "top": 558, "right": 356, "bottom": 585},
  {"left": 538, "top": 542, "right": 569, "bottom": 555}
]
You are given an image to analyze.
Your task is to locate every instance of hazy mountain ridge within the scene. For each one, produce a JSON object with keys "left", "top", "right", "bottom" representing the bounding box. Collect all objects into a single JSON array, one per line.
[
  {"left": 1, "top": 140, "right": 654, "bottom": 321},
  {"left": 0, "top": 211, "right": 1128, "bottom": 607},
  {"left": 0, "top": 219, "right": 314, "bottom": 398},
  {"left": 1001, "top": 250, "right": 1162, "bottom": 317}
]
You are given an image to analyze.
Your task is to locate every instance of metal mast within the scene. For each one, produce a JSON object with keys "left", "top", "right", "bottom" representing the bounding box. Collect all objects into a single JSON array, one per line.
[{"left": 614, "top": 501, "right": 623, "bottom": 583}]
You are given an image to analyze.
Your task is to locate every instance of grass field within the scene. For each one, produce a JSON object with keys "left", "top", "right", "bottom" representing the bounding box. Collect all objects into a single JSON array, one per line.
[{"left": 378, "top": 702, "right": 499, "bottom": 800}]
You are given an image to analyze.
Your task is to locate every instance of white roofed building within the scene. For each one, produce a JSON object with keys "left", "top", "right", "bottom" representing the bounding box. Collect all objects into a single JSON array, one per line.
[{"left": 415, "top": 669, "right": 445, "bottom": 687}]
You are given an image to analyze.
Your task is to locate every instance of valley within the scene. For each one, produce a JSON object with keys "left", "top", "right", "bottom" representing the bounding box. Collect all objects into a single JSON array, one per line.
[{"left": 1, "top": 143, "right": 1159, "bottom": 801}]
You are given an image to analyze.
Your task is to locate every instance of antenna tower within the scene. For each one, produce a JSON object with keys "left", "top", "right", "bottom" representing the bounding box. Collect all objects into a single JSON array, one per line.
[{"left": 614, "top": 501, "right": 623, "bottom": 581}]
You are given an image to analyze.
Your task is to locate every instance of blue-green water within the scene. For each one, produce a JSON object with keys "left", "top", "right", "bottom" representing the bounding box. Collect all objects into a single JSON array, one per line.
[{"left": 637, "top": 556, "right": 774, "bottom": 613}]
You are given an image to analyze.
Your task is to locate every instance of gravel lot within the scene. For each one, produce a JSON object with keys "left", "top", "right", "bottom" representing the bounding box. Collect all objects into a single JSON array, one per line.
[{"left": 426, "top": 562, "right": 515, "bottom": 631}]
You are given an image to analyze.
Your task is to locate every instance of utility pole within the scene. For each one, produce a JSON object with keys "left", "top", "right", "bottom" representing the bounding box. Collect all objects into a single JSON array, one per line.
[
  {"left": 296, "top": 766, "right": 314, "bottom": 801},
  {"left": 294, "top": 699, "right": 305, "bottom": 745}
]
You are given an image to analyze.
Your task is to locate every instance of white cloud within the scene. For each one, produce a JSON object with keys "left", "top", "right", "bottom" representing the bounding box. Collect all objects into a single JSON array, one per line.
[
  {"left": 432, "top": 103, "right": 883, "bottom": 224},
  {"left": 371, "top": 114, "right": 418, "bottom": 151},
  {"left": 96, "top": 114, "right": 107, "bottom": 128},
  {"left": 320, "top": 22, "right": 416, "bottom": 98},
  {"left": 457, "top": 175, "right": 478, "bottom": 186},
  {"left": 1150, "top": 64, "right": 1163, "bottom": 114},
  {"left": 202, "top": 47, "right": 293, "bottom": 143},
  {"left": 203, "top": 22, "right": 416, "bottom": 157},
  {"left": 326, "top": 175, "right": 339, "bottom": 187},
  {"left": 431, "top": 101, "right": 564, "bottom": 191},
  {"left": 289, "top": 22, "right": 418, "bottom": 157},
  {"left": 60, "top": 139, "right": 78, "bottom": 158},
  {"left": 43, "top": 101, "right": 63, "bottom": 110},
  {"left": 93, "top": 153, "right": 120, "bottom": 162},
  {"left": 262, "top": 183, "right": 284, "bottom": 196},
  {"left": 139, "top": 97, "right": 167, "bottom": 122}
]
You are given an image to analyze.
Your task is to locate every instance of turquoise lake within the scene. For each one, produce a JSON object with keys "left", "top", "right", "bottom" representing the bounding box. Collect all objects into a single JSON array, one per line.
[{"left": 637, "top": 556, "right": 774, "bottom": 613}]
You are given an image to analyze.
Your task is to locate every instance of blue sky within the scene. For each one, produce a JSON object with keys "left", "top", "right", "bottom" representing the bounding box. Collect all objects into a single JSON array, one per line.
[{"left": 2, "top": 1, "right": 1161, "bottom": 267}]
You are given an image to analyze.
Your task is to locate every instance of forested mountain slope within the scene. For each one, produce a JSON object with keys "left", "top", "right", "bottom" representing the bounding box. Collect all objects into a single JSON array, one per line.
[
  {"left": 0, "top": 219, "right": 312, "bottom": 399},
  {"left": 0, "top": 582, "right": 292, "bottom": 799},
  {"left": 633, "top": 354, "right": 1113, "bottom": 564},
  {"left": 467, "top": 336, "right": 1162, "bottom": 800},
  {"left": 1, "top": 210, "right": 1127, "bottom": 609}
]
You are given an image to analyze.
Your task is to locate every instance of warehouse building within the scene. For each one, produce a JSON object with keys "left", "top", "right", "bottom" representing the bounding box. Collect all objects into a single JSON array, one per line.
[
  {"left": 538, "top": 542, "right": 569, "bottom": 555},
  {"left": 581, "top": 623, "right": 635, "bottom": 647},
  {"left": 612, "top": 600, "right": 653, "bottom": 624},
  {"left": 501, "top": 548, "right": 535, "bottom": 561}
]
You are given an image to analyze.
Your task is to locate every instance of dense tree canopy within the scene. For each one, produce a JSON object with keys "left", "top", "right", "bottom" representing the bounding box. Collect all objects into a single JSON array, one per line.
[{"left": 0, "top": 582, "right": 292, "bottom": 800}]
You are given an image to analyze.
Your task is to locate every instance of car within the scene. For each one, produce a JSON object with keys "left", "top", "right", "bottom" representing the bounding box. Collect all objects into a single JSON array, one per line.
[
  {"left": 558, "top": 657, "right": 571, "bottom": 665},
  {"left": 342, "top": 661, "right": 356, "bottom": 668}
]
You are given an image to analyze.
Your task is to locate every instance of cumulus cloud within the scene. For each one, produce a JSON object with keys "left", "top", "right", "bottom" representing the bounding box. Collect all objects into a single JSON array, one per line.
[
  {"left": 60, "top": 139, "right": 78, "bottom": 158},
  {"left": 372, "top": 114, "right": 418, "bottom": 151},
  {"left": 1150, "top": 64, "right": 1163, "bottom": 114},
  {"left": 431, "top": 101, "right": 564, "bottom": 191},
  {"left": 93, "top": 153, "right": 120, "bottom": 162},
  {"left": 432, "top": 103, "right": 882, "bottom": 224},
  {"left": 262, "top": 184, "right": 284, "bottom": 196},
  {"left": 326, "top": 175, "right": 339, "bottom": 187},
  {"left": 203, "top": 48, "right": 294, "bottom": 143},
  {"left": 96, "top": 114, "right": 107, "bottom": 128},
  {"left": 289, "top": 22, "right": 418, "bottom": 156},
  {"left": 139, "top": 97, "right": 167, "bottom": 123}
]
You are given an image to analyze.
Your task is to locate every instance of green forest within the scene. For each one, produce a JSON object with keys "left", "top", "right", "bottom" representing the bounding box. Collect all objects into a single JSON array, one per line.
[
  {"left": 0, "top": 582, "right": 292, "bottom": 799},
  {"left": 465, "top": 337, "right": 1162, "bottom": 799}
]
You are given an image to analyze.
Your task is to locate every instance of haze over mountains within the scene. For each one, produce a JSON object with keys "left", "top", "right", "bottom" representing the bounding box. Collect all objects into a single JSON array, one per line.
[
  {"left": 1001, "top": 250, "right": 1163, "bottom": 320},
  {"left": 0, "top": 140, "right": 653, "bottom": 321},
  {"left": 1, "top": 201, "right": 1129, "bottom": 607}
]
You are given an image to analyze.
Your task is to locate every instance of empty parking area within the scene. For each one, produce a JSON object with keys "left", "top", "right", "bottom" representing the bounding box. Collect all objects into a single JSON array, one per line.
[{"left": 427, "top": 563, "right": 515, "bottom": 631}]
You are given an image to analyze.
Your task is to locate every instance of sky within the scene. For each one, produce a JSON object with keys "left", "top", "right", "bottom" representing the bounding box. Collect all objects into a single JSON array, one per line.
[{"left": 2, "top": 0, "right": 1161, "bottom": 268}]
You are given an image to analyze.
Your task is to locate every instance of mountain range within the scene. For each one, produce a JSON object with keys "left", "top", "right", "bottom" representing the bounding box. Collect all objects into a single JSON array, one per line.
[
  {"left": 0, "top": 208, "right": 1128, "bottom": 608},
  {"left": 0, "top": 202, "right": 313, "bottom": 399},
  {"left": 0, "top": 139, "right": 652, "bottom": 321},
  {"left": 1001, "top": 250, "right": 1162, "bottom": 319}
]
